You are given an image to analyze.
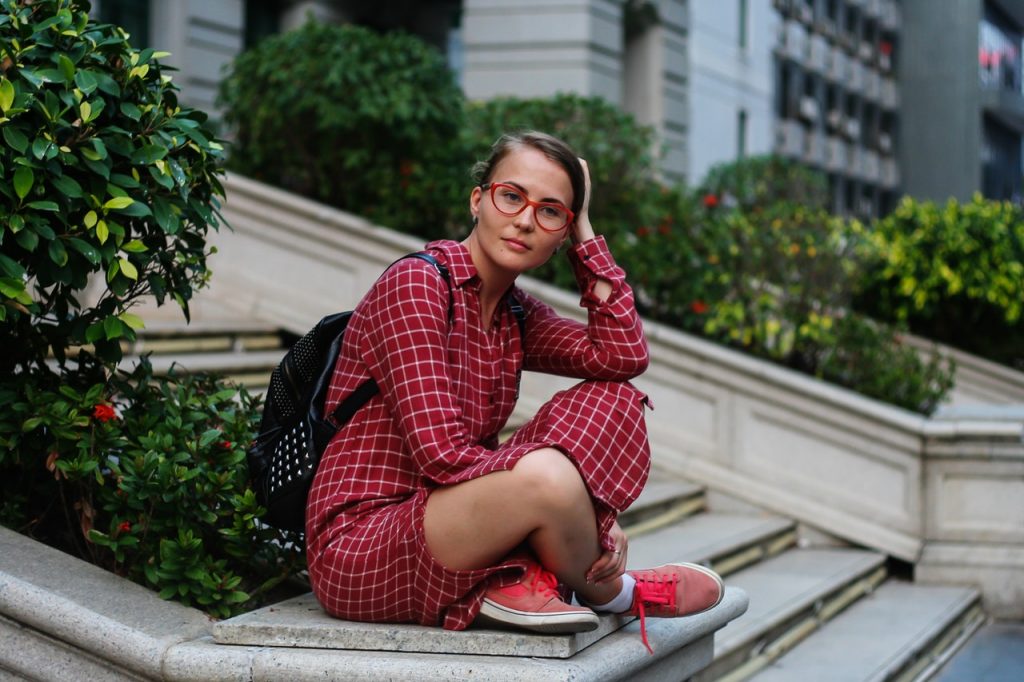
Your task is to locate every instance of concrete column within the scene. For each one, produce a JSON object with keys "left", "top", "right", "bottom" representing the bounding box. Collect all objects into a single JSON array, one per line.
[
  {"left": 149, "top": 0, "right": 245, "bottom": 116},
  {"left": 461, "top": 0, "right": 624, "bottom": 103},
  {"left": 623, "top": 0, "right": 688, "bottom": 181}
]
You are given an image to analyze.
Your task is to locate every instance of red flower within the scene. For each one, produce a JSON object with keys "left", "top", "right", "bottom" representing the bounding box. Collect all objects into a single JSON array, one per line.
[
  {"left": 92, "top": 404, "right": 117, "bottom": 422},
  {"left": 690, "top": 300, "right": 709, "bottom": 314},
  {"left": 702, "top": 194, "right": 719, "bottom": 209},
  {"left": 220, "top": 440, "right": 233, "bottom": 450},
  {"left": 636, "top": 226, "right": 651, "bottom": 237},
  {"left": 118, "top": 521, "right": 132, "bottom": 533}
]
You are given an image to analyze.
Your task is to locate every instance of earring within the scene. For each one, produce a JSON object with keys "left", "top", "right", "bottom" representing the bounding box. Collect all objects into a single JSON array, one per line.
[{"left": 472, "top": 215, "right": 478, "bottom": 226}]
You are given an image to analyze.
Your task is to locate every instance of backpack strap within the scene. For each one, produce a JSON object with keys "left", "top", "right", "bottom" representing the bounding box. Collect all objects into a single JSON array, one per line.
[{"left": 327, "top": 251, "right": 453, "bottom": 426}]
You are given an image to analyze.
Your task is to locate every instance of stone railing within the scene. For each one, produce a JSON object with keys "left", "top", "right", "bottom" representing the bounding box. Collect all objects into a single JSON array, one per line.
[{"left": 199, "top": 175, "right": 1023, "bottom": 618}]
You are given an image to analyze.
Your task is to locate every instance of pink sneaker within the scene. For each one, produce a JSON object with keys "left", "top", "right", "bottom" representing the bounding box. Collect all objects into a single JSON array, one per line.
[
  {"left": 475, "top": 562, "right": 600, "bottom": 634},
  {"left": 625, "top": 562, "right": 724, "bottom": 653}
]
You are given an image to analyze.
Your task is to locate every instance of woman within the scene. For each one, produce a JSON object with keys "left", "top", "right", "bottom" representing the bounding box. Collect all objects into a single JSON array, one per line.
[{"left": 306, "top": 131, "right": 723, "bottom": 649}]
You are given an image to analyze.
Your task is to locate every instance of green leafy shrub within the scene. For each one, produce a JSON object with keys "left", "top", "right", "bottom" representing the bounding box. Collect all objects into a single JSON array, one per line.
[
  {"left": 218, "top": 21, "right": 468, "bottom": 237},
  {"left": 0, "top": 0, "right": 225, "bottom": 371},
  {"left": 619, "top": 155, "right": 954, "bottom": 413},
  {"left": 856, "top": 195, "right": 1024, "bottom": 369},
  {"left": 0, "top": 0, "right": 303, "bottom": 617},
  {"left": 0, "top": 361, "right": 304, "bottom": 618}
]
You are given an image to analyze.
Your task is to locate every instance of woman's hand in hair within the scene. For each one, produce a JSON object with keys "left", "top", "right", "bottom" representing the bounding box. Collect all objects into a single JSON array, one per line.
[{"left": 571, "top": 158, "right": 596, "bottom": 245}]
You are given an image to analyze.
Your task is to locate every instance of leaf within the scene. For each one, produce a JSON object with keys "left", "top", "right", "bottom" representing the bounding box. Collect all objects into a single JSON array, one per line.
[
  {"left": 119, "top": 102, "right": 141, "bottom": 120},
  {"left": 199, "top": 429, "right": 221, "bottom": 448},
  {"left": 119, "top": 257, "right": 138, "bottom": 280},
  {"left": 131, "top": 144, "right": 167, "bottom": 165},
  {"left": 96, "top": 220, "right": 109, "bottom": 244},
  {"left": 67, "top": 238, "right": 100, "bottom": 264},
  {"left": 0, "top": 78, "right": 13, "bottom": 113},
  {"left": 103, "top": 196, "right": 134, "bottom": 210},
  {"left": 83, "top": 210, "right": 98, "bottom": 228},
  {"left": 74, "top": 69, "right": 98, "bottom": 94},
  {"left": 0, "top": 252, "right": 26, "bottom": 278},
  {"left": 14, "top": 167, "right": 33, "bottom": 200},
  {"left": 118, "top": 312, "right": 145, "bottom": 330},
  {"left": 79, "top": 100, "right": 91, "bottom": 122},
  {"left": 122, "top": 239, "right": 148, "bottom": 253},
  {"left": 51, "top": 174, "right": 84, "bottom": 198},
  {"left": 58, "top": 54, "right": 75, "bottom": 83},
  {"left": 48, "top": 239, "right": 68, "bottom": 266},
  {"left": 2, "top": 127, "right": 29, "bottom": 153},
  {"left": 21, "top": 417, "right": 42, "bottom": 432},
  {"left": 103, "top": 315, "right": 123, "bottom": 340},
  {"left": 26, "top": 200, "right": 59, "bottom": 211}
]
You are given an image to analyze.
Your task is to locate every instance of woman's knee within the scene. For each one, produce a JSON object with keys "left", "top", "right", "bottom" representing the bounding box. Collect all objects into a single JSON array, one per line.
[{"left": 512, "top": 448, "right": 589, "bottom": 511}]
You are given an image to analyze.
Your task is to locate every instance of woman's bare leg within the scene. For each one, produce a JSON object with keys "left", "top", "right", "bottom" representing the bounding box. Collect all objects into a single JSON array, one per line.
[{"left": 423, "top": 447, "right": 622, "bottom": 605}]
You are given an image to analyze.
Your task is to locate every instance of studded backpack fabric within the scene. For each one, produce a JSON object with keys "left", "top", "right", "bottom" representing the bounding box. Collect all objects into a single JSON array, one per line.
[{"left": 247, "top": 253, "right": 453, "bottom": 533}]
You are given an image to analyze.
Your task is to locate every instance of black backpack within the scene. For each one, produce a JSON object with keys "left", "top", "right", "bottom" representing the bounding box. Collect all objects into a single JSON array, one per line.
[{"left": 247, "top": 252, "right": 525, "bottom": 533}]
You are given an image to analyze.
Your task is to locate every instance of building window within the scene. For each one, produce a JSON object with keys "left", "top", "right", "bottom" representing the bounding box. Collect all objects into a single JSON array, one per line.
[
  {"left": 979, "top": 2, "right": 1024, "bottom": 93},
  {"left": 244, "top": 0, "right": 285, "bottom": 50},
  {"left": 982, "top": 114, "right": 1023, "bottom": 201},
  {"left": 94, "top": 0, "right": 150, "bottom": 47}
]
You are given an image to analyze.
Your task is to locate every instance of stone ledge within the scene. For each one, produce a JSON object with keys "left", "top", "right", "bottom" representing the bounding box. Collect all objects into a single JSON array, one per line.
[
  {"left": 0, "top": 526, "right": 749, "bottom": 681},
  {"left": 169, "top": 589, "right": 748, "bottom": 682},
  {"left": 213, "top": 592, "right": 623, "bottom": 658}
]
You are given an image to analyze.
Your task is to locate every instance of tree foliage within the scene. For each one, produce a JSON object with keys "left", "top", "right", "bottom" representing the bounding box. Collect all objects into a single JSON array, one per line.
[{"left": 0, "top": 0, "right": 225, "bottom": 373}]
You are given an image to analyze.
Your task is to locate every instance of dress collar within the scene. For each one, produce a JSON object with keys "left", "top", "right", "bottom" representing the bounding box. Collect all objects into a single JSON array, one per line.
[{"left": 424, "top": 239, "right": 480, "bottom": 289}]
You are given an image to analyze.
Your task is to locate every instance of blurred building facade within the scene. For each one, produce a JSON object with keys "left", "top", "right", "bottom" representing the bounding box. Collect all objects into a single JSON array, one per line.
[{"left": 91, "top": 0, "right": 1024, "bottom": 215}]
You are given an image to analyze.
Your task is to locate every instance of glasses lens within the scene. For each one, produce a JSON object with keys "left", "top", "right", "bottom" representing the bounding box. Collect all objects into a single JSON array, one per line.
[
  {"left": 535, "top": 204, "right": 570, "bottom": 231},
  {"left": 490, "top": 185, "right": 570, "bottom": 231},
  {"left": 492, "top": 186, "right": 525, "bottom": 215}
]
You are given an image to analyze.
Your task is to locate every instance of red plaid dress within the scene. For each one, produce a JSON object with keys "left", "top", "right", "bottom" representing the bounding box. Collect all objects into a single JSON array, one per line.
[{"left": 306, "top": 237, "right": 651, "bottom": 630}]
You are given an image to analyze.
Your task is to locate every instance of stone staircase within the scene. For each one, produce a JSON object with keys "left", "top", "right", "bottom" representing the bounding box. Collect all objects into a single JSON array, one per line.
[{"left": 110, "top": 321, "right": 988, "bottom": 680}]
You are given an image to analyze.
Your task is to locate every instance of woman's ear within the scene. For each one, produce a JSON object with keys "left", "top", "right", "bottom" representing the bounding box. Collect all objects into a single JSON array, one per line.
[{"left": 469, "top": 186, "right": 482, "bottom": 224}]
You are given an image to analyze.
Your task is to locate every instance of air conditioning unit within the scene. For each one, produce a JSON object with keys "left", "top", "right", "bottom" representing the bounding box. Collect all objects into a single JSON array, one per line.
[
  {"left": 826, "top": 109, "right": 844, "bottom": 130},
  {"left": 878, "top": 53, "right": 891, "bottom": 72},
  {"left": 858, "top": 41, "right": 874, "bottom": 62},
  {"left": 845, "top": 118, "right": 861, "bottom": 140},
  {"left": 799, "top": 96, "right": 820, "bottom": 121}
]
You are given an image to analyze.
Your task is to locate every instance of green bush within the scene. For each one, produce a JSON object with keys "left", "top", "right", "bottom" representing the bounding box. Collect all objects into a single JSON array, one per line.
[
  {"left": 218, "top": 21, "right": 468, "bottom": 237},
  {"left": 0, "top": 0, "right": 225, "bottom": 372},
  {"left": 619, "top": 155, "right": 954, "bottom": 414},
  {"left": 0, "top": 0, "right": 303, "bottom": 617},
  {"left": 856, "top": 195, "right": 1024, "bottom": 369},
  {"left": 0, "top": 361, "right": 303, "bottom": 618}
]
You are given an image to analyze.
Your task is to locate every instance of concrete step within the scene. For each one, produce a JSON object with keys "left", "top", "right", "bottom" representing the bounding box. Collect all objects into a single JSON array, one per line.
[
  {"left": 620, "top": 477, "right": 706, "bottom": 534},
  {"left": 627, "top": 511, "right": 798, "bottom": 577},
  {"left": 120, "top": 349, "right": 283, "bottom": 389},
  {"left": 747, "top": 581, "right": 984, "bottom": 682},
  {"left": 694, "top": 547, "right": 888, "bottom": 681}
]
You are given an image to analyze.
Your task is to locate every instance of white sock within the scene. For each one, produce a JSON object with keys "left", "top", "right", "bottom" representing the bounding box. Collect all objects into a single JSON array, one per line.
[{"left": 586, "top": 573, "right": 636, "bottom": 614}]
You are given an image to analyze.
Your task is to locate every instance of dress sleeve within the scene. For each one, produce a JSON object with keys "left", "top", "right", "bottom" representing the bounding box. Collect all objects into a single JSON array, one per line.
[
  {"left": 521, "top": 236, "right": 649, "bottom": 379},
  {"left": 356, "top": 259, "right": 499, "bottom": 485}
]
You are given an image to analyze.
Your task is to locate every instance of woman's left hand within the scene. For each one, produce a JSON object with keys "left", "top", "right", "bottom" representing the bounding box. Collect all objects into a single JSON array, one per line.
[
  {"left": 571, "top": 158, "right": 596, "bottom": 245},
  {"left": 586, "top": 520, "right": 628, "bottom": 584}
]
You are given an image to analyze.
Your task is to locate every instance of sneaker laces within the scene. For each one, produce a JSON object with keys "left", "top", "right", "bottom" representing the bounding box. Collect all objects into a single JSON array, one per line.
[
  {"left": 525, "top": 562, "right": 561, "bottom": 600},
  {"left": 632, "top": 571, "right": 680, "bottom": 654}
]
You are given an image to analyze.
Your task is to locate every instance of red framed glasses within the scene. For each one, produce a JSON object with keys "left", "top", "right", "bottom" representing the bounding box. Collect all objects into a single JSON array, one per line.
[{"left": 482, "top": 182, "right": 575, "bottom": 232}]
